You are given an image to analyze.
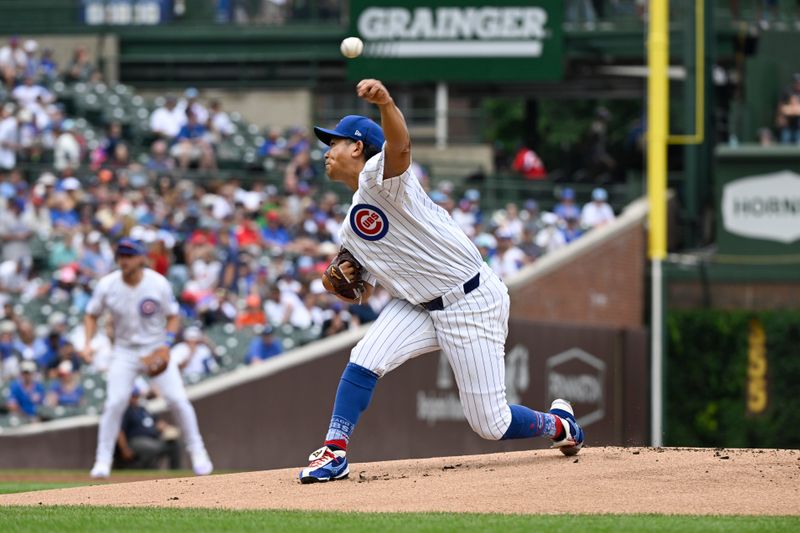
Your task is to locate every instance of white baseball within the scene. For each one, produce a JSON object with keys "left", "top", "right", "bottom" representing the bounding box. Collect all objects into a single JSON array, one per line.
[{"left": 340, "top": 37, "right": 364, "bottom": 59}]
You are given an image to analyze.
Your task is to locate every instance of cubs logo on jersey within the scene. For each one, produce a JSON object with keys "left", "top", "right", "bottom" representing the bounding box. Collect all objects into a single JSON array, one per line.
[
  {"left": 349, "top": 204, "right": 389, "bottom": 241},
  {"left": 139, "top": 298, "right": 161, "bottom": 317}
]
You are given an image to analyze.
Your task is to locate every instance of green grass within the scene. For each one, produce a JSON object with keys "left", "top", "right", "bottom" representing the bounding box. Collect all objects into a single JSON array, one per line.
[
  {"left": 0, "top": 507, "right": 797, "bottom": 532},
  {"left": 1, "top": 482, "right": 797, "bottom": 532},
  {"left": 0, "top": 468, "right": 195, "bottom": 478},
  {"left": 0, "top": 470, "right": 196, "bottom": 495},
  {"left": 0, "top": 482, "right": 86, "bottom": 494}
]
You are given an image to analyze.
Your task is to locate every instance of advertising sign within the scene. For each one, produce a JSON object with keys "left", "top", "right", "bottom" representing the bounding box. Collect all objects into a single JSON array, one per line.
[
  {"left": 347, "top": 0, "right": 563, "bottom": 82},
  {"left": 0, "top": 320, "right": 648, "bottom": 469},
  {"left": 721, "top": 170, "right": 800, "bottom": 244},
  {"left": 545, "top": 348, "right": 606, "bottom": 427}
]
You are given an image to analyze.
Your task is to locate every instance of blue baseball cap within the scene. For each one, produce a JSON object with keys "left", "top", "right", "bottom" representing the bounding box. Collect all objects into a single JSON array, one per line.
[
  {"left": 314, "top": 115, "right": 385, "bottom": 151},
  {"left": 116, "top": 238, "right": 146, "bottom": 256}
]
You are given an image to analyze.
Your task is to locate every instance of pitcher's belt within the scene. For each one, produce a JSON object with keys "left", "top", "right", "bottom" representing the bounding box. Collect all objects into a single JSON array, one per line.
[{"left": 422, "top": 272, "right": 480, "bottom": 312}]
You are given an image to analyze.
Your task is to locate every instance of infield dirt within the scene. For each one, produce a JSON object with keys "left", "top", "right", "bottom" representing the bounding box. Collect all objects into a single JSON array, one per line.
[{"left": 1, "top": 447, "right": 798, "bottom": 515}]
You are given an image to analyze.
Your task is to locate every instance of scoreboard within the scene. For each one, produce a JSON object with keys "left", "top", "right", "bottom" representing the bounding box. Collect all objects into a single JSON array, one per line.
[{"left": 82, "top": 0, "right": 173, "bottom": 26}]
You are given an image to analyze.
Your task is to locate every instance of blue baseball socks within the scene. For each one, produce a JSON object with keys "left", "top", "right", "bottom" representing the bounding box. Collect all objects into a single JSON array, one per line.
[
  {"left": 323, "top": 362, "right": 379, "bottom": 452},
  {"left": 322, "top": 365, "right": 564, "bottom": 448},
  {"left": 501, "top": 404, "right": 564, "bottom": 440}
]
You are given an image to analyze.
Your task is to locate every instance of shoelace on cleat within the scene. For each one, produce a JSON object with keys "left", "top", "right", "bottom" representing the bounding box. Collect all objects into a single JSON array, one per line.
[{"left": 308, "top": 451, "right": 336, "bottom": 468}]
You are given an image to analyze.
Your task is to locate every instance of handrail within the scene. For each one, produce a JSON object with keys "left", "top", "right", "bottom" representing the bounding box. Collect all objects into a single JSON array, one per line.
[{"left": 667, "top": 0, "right": 705, "bottom": 146}]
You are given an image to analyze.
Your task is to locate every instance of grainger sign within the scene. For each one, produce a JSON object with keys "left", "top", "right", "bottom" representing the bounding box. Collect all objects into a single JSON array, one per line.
[
  {"left": 721, "top": 170, "right": 800, "bottom": 244},
  {"left": 348, "top": 0, "right": 563, "bottom": 82}
]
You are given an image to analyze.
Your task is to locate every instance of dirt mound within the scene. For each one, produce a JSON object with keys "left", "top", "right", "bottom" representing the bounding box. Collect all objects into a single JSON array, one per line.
[{"left": 2, "top": 447, "right": 799, "bottom": 515}]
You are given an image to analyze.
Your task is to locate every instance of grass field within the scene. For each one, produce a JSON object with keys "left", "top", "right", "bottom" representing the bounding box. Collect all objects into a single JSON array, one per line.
[
  {"left": 0, "top": 482, "right": 85, "bottom": 494},
  {"left": 1, "top": 506, "right": 798, "bottom": 532},
  {"left": 1, "top": 482, "right": 799, "bottom": 532},
  {"left": 0, "top": 469, "right": 191, "bottom": 495}
]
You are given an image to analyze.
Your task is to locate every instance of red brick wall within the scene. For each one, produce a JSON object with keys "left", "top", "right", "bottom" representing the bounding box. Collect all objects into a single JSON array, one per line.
[
  {"left": 669, "top": 282, "right": 800, "bottom": 310},
  {"left": 509, "top": 224, "right": 646, "bottom": 328}
]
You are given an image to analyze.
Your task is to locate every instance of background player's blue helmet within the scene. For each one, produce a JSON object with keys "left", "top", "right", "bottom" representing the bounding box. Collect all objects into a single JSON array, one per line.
[
  {"left": 313, "top": 115, "right": 385, "bottom": 152},
  {"left": 115, "top": 238, "right": 146, "bottom": 256}
]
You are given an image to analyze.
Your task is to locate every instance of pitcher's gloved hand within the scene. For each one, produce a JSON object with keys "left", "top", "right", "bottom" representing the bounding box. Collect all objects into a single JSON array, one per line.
[{"left": 322, "top": 248, "right": 365, "bottom": 304}]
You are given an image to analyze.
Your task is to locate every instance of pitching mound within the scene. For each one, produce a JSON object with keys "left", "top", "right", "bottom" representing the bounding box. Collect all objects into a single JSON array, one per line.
[{"left": 1, "top": 447, "right": 799, "bottom": 515}]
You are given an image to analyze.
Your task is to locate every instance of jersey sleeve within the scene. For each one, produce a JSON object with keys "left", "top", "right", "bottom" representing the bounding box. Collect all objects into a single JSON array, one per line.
[
  {"left": 359, "top": 145, "right": 416, "bottom": 204},
  {"left": 85, "top": 277, "right": 109, "bottom": 316}
]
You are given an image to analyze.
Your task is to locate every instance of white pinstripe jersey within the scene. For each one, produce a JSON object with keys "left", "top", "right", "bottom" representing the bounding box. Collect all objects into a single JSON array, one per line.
[
  {"left": 86, "top": 268, "right": 180, "bottom": 348},
  {"left": 340, "top": 148, "right": 483, "bottom": 305}
]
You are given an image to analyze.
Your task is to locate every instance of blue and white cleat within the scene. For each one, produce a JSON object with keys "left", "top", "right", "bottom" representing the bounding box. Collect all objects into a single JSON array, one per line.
[
  {"left": 299, "top": 446, "right": 349, "bottom": 484},
  {"left": 549, "top": 398, "right": 585, "bottom": 456}
]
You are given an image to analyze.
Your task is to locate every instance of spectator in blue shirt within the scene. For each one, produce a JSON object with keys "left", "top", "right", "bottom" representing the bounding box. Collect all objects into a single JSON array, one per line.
[
  {"left": 562, "top": 215, "right": 584, "bottom": 243},
  {"left": 37, "top": 48, "right": 58, "bottom": 81},
  {"left": 6, "top": 360, "right": 45, "bottom": 417},
  {"left": 45, "top": 340, "right": 83, "bottom": 379},
  {"left": 246, "top": 325, "right": 283, "bottom": 365},
  {"left": 48, "top": 193, "right": 80, "bottom": 230},
  {"left": 34, "top": 313, "right": 69, "bottom": 370},
  {"left": 45, "top": 360, "right": 84, "bottom": 408},
  {"left": 258, "top": 127, "right": 289, "bottom": 159},
  {"left": 171, "top": 111, "right": 216, "bottom": 170},
  {"left": 554, "top": 187, "right": 581, "bottom": 223},
  {"left": 175, "top": 112, "right": 207, "bottom": 143},
  {"left": 261, "top": 211, "right": 290, "bottom": 248}
]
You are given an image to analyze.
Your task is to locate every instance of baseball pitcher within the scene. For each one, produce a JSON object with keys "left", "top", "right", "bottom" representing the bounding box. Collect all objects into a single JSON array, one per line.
[{"left": 299, "top": 80, "right": 584, "bottom": 483}]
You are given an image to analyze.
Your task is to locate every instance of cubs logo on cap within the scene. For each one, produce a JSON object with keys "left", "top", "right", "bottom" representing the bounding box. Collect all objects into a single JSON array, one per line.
[{"left": 349, "top": 203, "right": 389, "bottom": 241}]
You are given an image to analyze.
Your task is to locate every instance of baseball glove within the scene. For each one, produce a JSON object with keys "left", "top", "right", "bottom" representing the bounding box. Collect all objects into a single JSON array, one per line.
[
  {"left": 141, "top": 346, "right": 170, "bottom": 377},
  {"left": 322, "top": 247, "right": 365, "bottom": 303}
]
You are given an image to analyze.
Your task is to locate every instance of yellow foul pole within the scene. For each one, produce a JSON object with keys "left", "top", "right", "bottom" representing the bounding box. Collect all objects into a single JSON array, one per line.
[
  {"left": 648, "top": 0, "right": 668, "bottom": 260},
  {"left": 648, "top": 0, "right": 668, "bottom": 447}
]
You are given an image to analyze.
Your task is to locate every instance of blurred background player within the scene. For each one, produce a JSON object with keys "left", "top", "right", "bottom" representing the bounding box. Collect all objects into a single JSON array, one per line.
[
  {"left": 81, "top": 238, "right": 213, "bottom": 479},
  {"left": 299, "top": 80, "right": 584, "bottom": 483}
]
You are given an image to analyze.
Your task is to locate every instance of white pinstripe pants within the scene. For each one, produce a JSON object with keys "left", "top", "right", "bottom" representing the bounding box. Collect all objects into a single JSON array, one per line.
[
  {"left": 351, "top": 264, "right": 513, "bottom": 440},
  {"left": 95, "top": 345, "right": 207, "bottom": 465}
]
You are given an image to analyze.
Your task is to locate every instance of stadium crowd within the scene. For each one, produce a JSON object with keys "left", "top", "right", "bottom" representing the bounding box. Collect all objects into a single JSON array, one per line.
[{"left": 0, "top": 36, "right": 617, "bottom": 425}]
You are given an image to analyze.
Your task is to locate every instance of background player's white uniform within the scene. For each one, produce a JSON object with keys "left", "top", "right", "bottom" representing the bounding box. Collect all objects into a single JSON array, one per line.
[
  {"left": 86, "top": 268, "right": 211, "bottom": 471},
  {"left": 343, "top": 149, "right": 513, "bottom": 440}
]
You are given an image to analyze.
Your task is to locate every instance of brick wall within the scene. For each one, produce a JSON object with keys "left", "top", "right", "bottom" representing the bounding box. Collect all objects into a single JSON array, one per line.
[
  {"left": 669, "top": 282, "right": 800, "bottom": 310},
  {"left": 509, "top": 224, "right": 646, "bottom": 328}
]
